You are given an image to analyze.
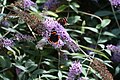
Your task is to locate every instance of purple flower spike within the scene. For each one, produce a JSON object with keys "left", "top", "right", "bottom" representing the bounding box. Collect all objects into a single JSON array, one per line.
[
  {"left": 111, "top": 52, "right": 120, "bottom": 62},
  {"left": 41, "top": 17, "right": 79, "bottom": 52},
  {"left": 109, "top": 0, "right": 120, "bottom": 7},
  {"left": 14, "top": 34, "right": 35, "bottom": 41},
  {"left": 23, "top": 0, "right": 35, "bottom": 9},
  {"left": 66, "top": 61, "right": 82, "bottom": 80},
  {"left": 42, "top": 0, "right": 60, "bottom": 11},
  {"left": 1, "top": 20, "right": 10, "bottom": 27},
  {"left": 2, "top": 38, "right": 14, "bottom": 47},
  {"left": 106, "top": 44, "right": 120, "bottom": 53},
  {"left": 106, "top": 44, "right": 120, "bottom": 62}
]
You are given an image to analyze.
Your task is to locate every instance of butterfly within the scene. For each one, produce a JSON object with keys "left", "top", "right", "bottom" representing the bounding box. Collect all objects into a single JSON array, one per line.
[
  {"left": 48, "top": 29, "right": 60, "bottom": 44},
  {"left": 57, "top": 17, "right": 67, "bottom": 26}
]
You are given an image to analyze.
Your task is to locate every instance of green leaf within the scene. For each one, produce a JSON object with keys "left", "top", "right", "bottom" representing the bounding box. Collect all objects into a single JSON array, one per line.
[
  {"left": 45, "top": 11, "right": 58, "bottom": 17},
  {"left": 1, "top": 27, "right": 18, "bottom": 33},
  {"left": 30, "top": 6, "right": 38, "bottom": 13},
  {"left": 36, "top": 0, "right": 46, "bottom": 3},
  {"left": 81, "top": 65, "right": 87, "bottom": 76},
  {"left": 67, "top": 16, "right": 81, "bottom": 25},
  {"left": 58, "top": 70, "right": 62, "bottom": 80},
  {"left": 18, "top": 72, "right": 25, "bottom": 80},
  {"left": 12, "top": 63, "right": 28, "bottom": 72},
  {"left": 0, "top": 13, "right": 6, "bottom": 17},
  {"left": 97, "top": 38, "right": 108, "bottom": 43},
  {"left": 71, "top": 2, "right": 80, "bottom": 8},
  {"left": 66, "top": 29, "right": 83, "bottom": 34},
  {"left": 96, "top": 24, "right": 102, "bottom": 29},
  {"left": 84, "top": 27, "right": 98, "bottom": 33},
  {"left": 95, "top": 11, "right": 112, "bottom": 16},
  {"left": 0, "top": 74, "right": 10, "bottom": 80},
  {"left": 0, "top": 56, "right": 6, "bottom": 68},
  {"left": 79, "top": 45, "right": 109, "bottom": 59},
  {"left": 32, "top": 69, "right": 46, "bottom": 75},
  {"left": 98, "top": 44, "right": 105, "bottom": 49},
  {"left": 25, "top": 60, "right": 37, "bottom": 68},
  {"left": 82, "top": 20, "right": 86, "bottom": 26},
  {"left": 42, "top": 61, "right": 55, "bottom": 68},
  {"left": 101, "top": 19, "right": 111, "bottom": 28},
  {"left": 69, "top": 2, "right": 79, "bottom": 13},
  {"left": 104, "top": 49, "right": 111, "bottom": 56},
  {"left": 47, "top": 69, "right": 57, "bottom": 73},
  {"left": 102, "top": 31, "right": 116, "bottom": 37},
  {"left": 56, "top": 5, "right": 68, "bottom": 13},
  {"left": 84, "top": 37, "right": 96, "bottom": 44},
  {"left": 115, "top": 65, "right": 120, "bottom": 75},
  {"left": 104, "top": 60, "right": 113, "bottom": 68},
  {"left": 3, "top": 0, "right": 7, "bottom": 5},
  {"left": 27, "top": 65, "right": 37, "bottom": 72},
  {"left": 41, "top": 74, "right": 57, "bottom": 79},
  {"left": 67, "top": 0, "right": 72, "bottom": 2},
  {"left": 0, "top": 4, "right": 3, "bottom": 7},
  {"left": 30, "top": 11, "right": 42, "bottom": 19},
  {"left": 70, "top": 53, "right": 86, "bottom": 58},
  {"left": 112, "top": 28, "right": 120, "bottom": 36}
]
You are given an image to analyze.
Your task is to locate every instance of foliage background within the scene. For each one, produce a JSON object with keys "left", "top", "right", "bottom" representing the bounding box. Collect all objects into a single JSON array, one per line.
[{"left": 0, "top": 0, "right": 120, "bottom": 80}]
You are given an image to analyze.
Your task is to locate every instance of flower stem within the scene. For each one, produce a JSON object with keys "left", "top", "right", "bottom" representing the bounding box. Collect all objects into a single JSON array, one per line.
[{"left": 110, "top": 4, "right": 120, "bottom": 29}]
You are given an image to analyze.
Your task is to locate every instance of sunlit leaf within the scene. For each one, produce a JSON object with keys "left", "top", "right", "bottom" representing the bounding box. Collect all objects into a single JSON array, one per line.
[
  {"left": 102, "top": 31, "right": 116, "bottom": 37},
  {"left": 56, "top": 5, "right": 68, "bottom": 13},
  {"left": 36, "top": 0, "right": 46, "bottom": 3},
  {"left": 104, "top": 49, "right": 111, "bottom": 56},
  {"left": 84, "top": 37, "right": 96, "bottom": 44},
  {"left": 45, "top": 11, "right": 58, "bottom": 17},
  {"left": 97, "top": 38, "right": 108, "bottom": 43},
  {"left": 115, "top": 65, "right": 120, "bottom": 75},
  {"left": 32, "top": 69, "right": 46, "bottom": 75},
  {"left": 101, "top": 19, "right": 111, "bottom": 28},
  {"left": 84, "top": 27, "right": 98, "bottom": 33},
  {"left": 69, "top": 2, "right": 79, "bottom": 13},
  {"left": 0, "top": 74, "right": 9, "bottom": 80},
  {"left": 98, "top": 44, "right": 105, "bottom": 49},
  {"left": 41, "top": 74, "right": 57, "bottom": 79},
  {"left": 96, "top": 24, "right": 102, "bottom": 29},
  {"left": 12, "top": 63, "right": 28, "bottom": 72},
  {"left": 66, "top": 29, "right": 83, "bottom": 34},
  {"left": 79, "top": 45, "right": 109, "bottom": 59},
  {"left": 58, "top": 70, "right": 62, "bottom": 80},
  {"left": 67, "top": 16, "right": 81, "bottom": 25},
  {"left": 1, "top": 27, "right": 18, "bottom": 32},
  {"left": 3, "top": 0, "right": 7, "bottom": 5}
]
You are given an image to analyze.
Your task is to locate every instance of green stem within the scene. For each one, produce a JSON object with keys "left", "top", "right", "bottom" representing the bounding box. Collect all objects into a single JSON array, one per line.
[
  {"left": 1, "top": 6, "right": 5, "bottom": 14},
  {"left": 3, "top": 24, "right": 19, "bottom": 37},
  {"left": 78, "top": 11, "right": 102, "bottom": 23},
  {"left": 1, "top": 0, "right": 7, "bottom": 14},
  {"left": 58, "top": 51, "right": 61, "bottom": 70},
  {"left": 110, "top": 4, "right": 120, "bottom": 29}
]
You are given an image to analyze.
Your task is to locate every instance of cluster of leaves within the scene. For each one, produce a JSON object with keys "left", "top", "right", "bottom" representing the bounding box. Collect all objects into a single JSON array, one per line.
[{"left": 0, "top": 0, "right": 120, "bottom": 80}]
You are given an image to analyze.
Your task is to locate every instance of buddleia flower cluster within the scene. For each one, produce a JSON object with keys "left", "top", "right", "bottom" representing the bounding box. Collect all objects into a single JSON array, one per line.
[
  {"left": 36, "top": 17, "right": 80, "bottom": 52},
  {"left": 0, "top": 33, "right": 36, "bottom": 49},
  {"left": 14, "top": 34, "right": 35, "bottom": 42},
  {"left": 66, "top": 61, "right": 82, "bottom": 80},
  {"left": 9, "top": 0, "right": 79, "bottom": 52},
  {"left": 0, "top": 38, "right": 14, "bottom": 48},
  {"left": 0, "top": 20, "right": 11, "bottom": 27},
  {"left": 41, "top": 0, "right": 60, "bottom": 11},
  {"left": 23, "top": 0, "right": 36, "bottom": 9},
  {"left": 106, "top": 44, "right": 120, "bottom": 62},
  {"left": 109, "top": 0, "right": 120, "bottom": 7}
]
